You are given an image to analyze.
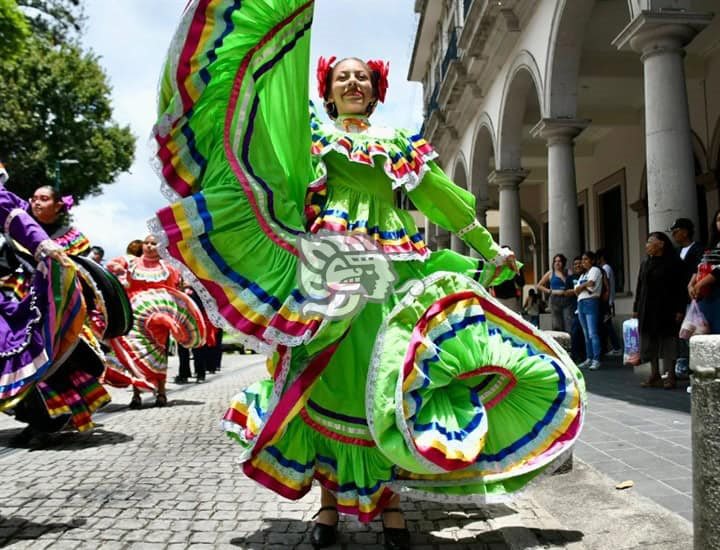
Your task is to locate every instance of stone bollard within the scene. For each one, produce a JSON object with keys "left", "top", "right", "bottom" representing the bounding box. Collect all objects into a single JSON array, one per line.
[
  {"left": 691, "top": 334, "right": 720, "bottom": 550},
  {"left": 545, "top": 330, "right": 573, "bottom": 474}
]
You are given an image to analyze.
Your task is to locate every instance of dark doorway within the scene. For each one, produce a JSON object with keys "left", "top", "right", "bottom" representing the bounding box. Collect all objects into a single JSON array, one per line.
[
  {"left": 599, "top": 186, "right": 625, "bottom": 292},
  {"left": 578, "top": 203, "right": 586, "bottom": 255}
]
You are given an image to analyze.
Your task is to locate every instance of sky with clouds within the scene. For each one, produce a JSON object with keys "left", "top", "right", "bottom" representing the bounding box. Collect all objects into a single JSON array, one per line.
[{"left": 72, "top": 0, "right": 424, "bottom": 259}]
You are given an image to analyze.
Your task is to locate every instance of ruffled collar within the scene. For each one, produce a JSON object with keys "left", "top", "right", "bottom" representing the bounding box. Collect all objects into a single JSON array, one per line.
[
  {"left": 333, "top": 114, "right": 371, "bottom": 134},
  {"left": 310, "top": 109, "right": 438, "bottom": 193}
]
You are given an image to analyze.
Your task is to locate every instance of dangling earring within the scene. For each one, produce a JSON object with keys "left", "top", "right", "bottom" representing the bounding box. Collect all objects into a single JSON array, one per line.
[{"left": 324, "top": 100, "right": 338, "bottom": 119}]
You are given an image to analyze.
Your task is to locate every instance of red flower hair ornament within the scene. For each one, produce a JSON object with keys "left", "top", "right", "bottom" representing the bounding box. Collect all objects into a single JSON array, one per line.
[
  {"left": 366, "top": 59, "right": 390, "bottom": 103},
  {"left": 316, "top": 56, "right": 390, "bottom": 103}
]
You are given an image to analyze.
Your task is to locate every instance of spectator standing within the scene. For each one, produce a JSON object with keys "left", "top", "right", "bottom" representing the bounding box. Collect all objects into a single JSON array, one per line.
[
  {"left": 574, "top": 251, "right": 603, "bottom": 370},
  {"left": 634, "top": 232, "right": 686, "bottom": 389},
  {"left": 671, "top": 217, "right": 705, "bottom": 275},
  {"left": 669, "top": 218, "right": 704, "bottom": 377},
  {"left": 89, "top": 245, "right": 105, "bottom": 265},
  {"left": 523, "top": 288, "right": 541, "bottom": 327},
  {"left": 536, "top": 254, "right": 573, "bottom": 333},
  {"left": 688, "top": 209, "right": 720, "bottom": 333},
  {"left": 596, "top": 249, "right": 622, "bottom": 356},
  {"left": 174, "top": 282, "right": 195, "bottom": 384},
  {"left": 567, "top": 256, "right": 586, "bottom": 362}
]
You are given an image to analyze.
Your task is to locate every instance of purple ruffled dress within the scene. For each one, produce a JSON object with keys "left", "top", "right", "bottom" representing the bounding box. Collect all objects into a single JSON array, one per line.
[{"left": 0, "top": 186, "right": 85, "bottom": 411}]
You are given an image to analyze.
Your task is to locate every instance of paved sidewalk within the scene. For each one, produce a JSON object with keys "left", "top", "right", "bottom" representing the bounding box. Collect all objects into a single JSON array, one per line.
[
  {"left": 577, "top": 357, "right": 693, "bottom": 522},
  {"left": 0, "top": 353, "right": 692, "bottom": 549}
]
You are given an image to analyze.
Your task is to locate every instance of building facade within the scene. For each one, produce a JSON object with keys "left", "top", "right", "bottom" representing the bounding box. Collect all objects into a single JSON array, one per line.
[{"left": 409, "top": 0, "right": 719, "bottom": 314}]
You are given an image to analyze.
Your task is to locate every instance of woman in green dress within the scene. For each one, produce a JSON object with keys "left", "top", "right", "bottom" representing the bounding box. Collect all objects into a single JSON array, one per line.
[{"left": 151, "top": 2, "right": 585, "bottom": 549}]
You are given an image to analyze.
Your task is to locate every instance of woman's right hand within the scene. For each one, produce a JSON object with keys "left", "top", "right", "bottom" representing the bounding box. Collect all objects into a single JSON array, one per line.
[{"left": 47, "top": 248, "right": 72, "bottom": 267}]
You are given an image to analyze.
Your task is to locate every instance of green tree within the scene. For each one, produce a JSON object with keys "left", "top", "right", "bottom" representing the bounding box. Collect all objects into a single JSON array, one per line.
[
  {"left": 0, "top": 0, "right": 135, "bottom": 201},
  {"left": 0, "top": 0, "right": 30, "bottom": 59},
  {"left": 17, "top": 0, "right": 85, "bottom": 44},
  {"left": 0, "top": 38, "right": 136, "bottom": 200}
]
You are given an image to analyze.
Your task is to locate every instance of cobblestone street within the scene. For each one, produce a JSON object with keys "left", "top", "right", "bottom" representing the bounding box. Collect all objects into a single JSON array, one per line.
[{"left": 0, "top": 353, "right": 692, "bottom": 549}]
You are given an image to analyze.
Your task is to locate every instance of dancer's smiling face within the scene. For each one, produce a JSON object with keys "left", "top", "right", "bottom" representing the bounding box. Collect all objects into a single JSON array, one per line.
[{"left": 328, "top": 58, "right": 375, "bottom": 117}]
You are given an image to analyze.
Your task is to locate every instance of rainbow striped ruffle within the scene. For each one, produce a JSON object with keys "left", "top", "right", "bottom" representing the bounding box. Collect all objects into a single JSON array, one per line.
[
  {"left": 52, "top": 227, "right": 91, "bottom": 256},
  {"left": 108, "top": 286, "right": 207, "bottom": 392},
  {"left": 305, "top": 178, "right": 429, "bottom": 260},
  {"left": 311, "top": 112, "right": 437, "bottom": 194},
  {"left": 369, "top": 273, "right": 584, "bottom": 499}
]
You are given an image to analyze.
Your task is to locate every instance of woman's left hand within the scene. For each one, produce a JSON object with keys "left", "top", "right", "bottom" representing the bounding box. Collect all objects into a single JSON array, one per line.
[{"left": 493, "top": 247, "right": 518, "bottom": 273}]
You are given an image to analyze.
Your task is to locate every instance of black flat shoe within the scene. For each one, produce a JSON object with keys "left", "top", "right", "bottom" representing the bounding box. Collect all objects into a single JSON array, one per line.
[
  {"left": 173, "top": 376, "right": 189, "bottom": 384},
  {"left": 310, "top": 506, "right": 338, "bottom": 549},
  {"left": 382, "top": 508, "right": 411, "bottom": 550},
  {"left": 128, "top": 394, "right": 142, "bottom": 409},
  {"left": 154, "top": 393, "right": 168, "bottom": 408}
]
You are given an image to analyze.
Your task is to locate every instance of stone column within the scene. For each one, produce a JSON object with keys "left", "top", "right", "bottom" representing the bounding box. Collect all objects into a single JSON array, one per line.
[
  {"left": 470, "top": 166, "right": 491, "bottom": 259},
  {"left": 532, "top": 119, "right": 589, "bottom": 263},
  {"left": 424, "top": 217, "right": 436, "bottom": 249},
  {"left": 690, "top": 334, "right": 720, "bottom": 550},
  {"left": 450, "top": 233, "right": 467, "bottom": 254},
  {"left": 613, "top": 10, "right": 712, "bottom": 233},
  {"left": 489, "top": 169, "right": 528, "bottom": 256},
  {"left": 435, "top": 228, "right": 451, "bottom": 250}
]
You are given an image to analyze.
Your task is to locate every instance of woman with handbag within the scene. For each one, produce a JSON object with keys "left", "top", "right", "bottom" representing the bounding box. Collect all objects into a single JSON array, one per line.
[{"left": 688, "top": 209, "right": 720, "bottom": 334}]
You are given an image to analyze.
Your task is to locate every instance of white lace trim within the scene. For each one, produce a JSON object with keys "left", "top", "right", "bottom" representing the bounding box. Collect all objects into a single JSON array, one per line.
[
  {"left": 0, "top": 284, "right": 43, "bottom": 359},
  {"left": 457, "top": 219, "right": 481, "bottom": 238},
  {"left": 388, "top": 448, "right": 575, "bottom": 506},
  {"left": 3, "top": 208, "right": 26, "bottom": 236}
]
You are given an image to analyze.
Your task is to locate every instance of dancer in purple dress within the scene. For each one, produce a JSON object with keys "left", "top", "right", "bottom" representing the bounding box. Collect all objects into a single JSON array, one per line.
[
  {"left": 0, "top": 175, "right": 86, "bottom": 419},
  {"left": 0, "top": 167, "right": 132, "bottom": 443}
]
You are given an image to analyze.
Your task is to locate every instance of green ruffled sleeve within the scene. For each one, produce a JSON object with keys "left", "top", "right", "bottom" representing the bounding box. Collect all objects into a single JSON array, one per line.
[{"left": 408, "top": 162, "right": 501, "bottom": 260}]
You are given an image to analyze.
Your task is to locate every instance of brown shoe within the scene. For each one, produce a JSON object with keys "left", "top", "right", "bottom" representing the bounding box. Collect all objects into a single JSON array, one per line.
[{"left": 640, "top": 377, "right": 663, "bottom": 388}]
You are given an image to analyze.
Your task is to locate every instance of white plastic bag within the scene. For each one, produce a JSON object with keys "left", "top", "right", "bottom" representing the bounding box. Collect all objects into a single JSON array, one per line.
[
  {"left": 622, "top": 318, "right": 640, "bottom": 366},
  {"left": 679, "top": 300, "right": 710, "bottom": 340}
]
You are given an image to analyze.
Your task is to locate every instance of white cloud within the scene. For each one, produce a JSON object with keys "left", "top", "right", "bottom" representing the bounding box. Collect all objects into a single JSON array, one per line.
[{"left": 74, "top": 0, "right": 423, "bottom": 259}]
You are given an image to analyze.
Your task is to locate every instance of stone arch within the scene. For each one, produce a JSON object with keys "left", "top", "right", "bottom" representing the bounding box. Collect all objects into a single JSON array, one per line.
[
  {"left": 452, "top": 152, "right": 469, "bottom": 189},
  {"left": 692, "top": 130, "right": 709, "bottom": 174},
  {"left": 626, "top": 0, "right": 641, "bottom": 19},
  {"left": 497, "top": 50, "right": 544, "bottom": 170},
  {"left": 470, "top": 114, "right": 496, "bottom": 226},
  {"left": 448, "top": 154, "right": 470, "bottom": 253},
  {"left": 544, "top": 0, "right": 596, "bottom": 118},
  {"left": 708, "top": 117, "right": 720, "bottom": 172},
  {"left": 470, "top": 113, "right": 498, "bottom": 166}
]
